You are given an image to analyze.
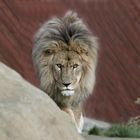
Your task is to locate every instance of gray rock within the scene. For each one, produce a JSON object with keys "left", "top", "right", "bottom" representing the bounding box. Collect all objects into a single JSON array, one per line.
[
  {"left": 0, "top": 62, "right": 84, "bottom": 140},
  {"left": 83, "top": 117, "right": 111, "bottom": 134}
]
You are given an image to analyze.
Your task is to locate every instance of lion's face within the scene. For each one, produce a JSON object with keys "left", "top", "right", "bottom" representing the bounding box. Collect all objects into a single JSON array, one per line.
[{"left": 52, "top": 51, "right": 82, "bottom": 96}]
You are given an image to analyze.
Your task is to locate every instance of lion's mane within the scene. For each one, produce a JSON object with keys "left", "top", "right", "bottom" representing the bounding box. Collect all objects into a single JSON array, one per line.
[{"left": 32, "top": 11, "right": 98, "bottom": 107}]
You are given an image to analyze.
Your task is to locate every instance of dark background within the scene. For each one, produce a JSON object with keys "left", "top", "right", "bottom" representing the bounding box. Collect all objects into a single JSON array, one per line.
[{"left": 0, "top": 0, "right": 140, "bottom": 123}]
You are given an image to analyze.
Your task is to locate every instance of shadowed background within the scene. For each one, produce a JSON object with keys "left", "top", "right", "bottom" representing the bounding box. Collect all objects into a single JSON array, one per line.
[{"left": 0, "top": 0, "right": 140, "bottom": 123}]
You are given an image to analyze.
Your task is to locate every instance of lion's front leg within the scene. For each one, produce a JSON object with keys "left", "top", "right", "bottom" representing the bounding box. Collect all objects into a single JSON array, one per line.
[
  {"left": 71, "top": 106, "right": 84, "bottom": 133},
  {"left": 62, "top": 107, "right": 84, "bottom": 133}
]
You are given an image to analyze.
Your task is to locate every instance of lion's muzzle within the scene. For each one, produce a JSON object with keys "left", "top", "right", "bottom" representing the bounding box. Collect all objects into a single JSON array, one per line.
[{"left": 61, "top": 89, "right": 74, "bottom": 96}]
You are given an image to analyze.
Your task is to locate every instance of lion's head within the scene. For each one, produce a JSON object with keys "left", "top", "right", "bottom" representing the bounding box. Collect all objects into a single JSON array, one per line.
[{"left": 32, "top": 11, "right": 98, "bottom": 107}]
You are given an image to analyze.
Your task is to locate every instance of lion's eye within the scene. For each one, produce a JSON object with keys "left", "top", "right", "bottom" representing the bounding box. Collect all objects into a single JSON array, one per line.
[
  {"left": 73, "top": 64, "right": 79, "bottom": 69},
  {"left": 56, "top": 64, "right": 62, "bottom": 69},
  {"left": 44, "top": 49, "right": 51, "bottom": 55}
]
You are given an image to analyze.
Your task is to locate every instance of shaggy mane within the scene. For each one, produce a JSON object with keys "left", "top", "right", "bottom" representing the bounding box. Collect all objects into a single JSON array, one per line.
[{"left": 32, "top": 11, "right": 98, "bottom": 107}]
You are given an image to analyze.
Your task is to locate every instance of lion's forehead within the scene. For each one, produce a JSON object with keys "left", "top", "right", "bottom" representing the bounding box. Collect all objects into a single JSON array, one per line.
[{"left": 53, "top": 51, "right": 82, "bottom": 63}]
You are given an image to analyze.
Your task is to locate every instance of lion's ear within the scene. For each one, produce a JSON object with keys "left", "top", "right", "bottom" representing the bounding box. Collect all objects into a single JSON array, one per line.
[{"left": 81, "top": 49, "right": 88, "bottom": 56}]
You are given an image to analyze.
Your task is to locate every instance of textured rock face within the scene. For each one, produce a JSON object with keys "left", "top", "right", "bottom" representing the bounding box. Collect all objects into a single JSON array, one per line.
[{"left": 0, "top": 62, "right": 83, "bottom": 140}]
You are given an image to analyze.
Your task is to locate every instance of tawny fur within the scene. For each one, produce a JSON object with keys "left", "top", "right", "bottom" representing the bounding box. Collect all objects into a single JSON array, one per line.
[{"left": 32, "top": 11, "right": 98, "bottom": 132}]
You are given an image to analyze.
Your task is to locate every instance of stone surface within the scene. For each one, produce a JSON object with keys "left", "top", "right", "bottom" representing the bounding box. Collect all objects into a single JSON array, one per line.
[
  {"left": 0, "top": 62, "right": 83, "bottom": 140},
  {"left": 83, "top": 117, "right": 111, "bottom": 134}
]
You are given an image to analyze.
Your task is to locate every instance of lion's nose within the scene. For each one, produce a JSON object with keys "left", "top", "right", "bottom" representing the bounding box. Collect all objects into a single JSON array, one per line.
[{"left": 63, "top": 83, "right": 71, "bottom": 87}]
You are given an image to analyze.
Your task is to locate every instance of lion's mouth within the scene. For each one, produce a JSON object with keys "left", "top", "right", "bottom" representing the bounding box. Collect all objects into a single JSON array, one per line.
[{"left": 61, "top": 89, "right": 74, "bottom": 96}]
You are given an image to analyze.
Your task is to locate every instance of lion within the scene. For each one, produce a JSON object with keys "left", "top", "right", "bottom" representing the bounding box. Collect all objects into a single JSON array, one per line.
[{"left": 32, "top": 11, "right": 98, "bottom": 133}]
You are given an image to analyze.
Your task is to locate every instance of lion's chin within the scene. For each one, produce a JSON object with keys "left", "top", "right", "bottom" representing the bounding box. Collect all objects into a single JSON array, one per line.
[{"left": 61, "top": 90, "right": 74, "bottom": 96}]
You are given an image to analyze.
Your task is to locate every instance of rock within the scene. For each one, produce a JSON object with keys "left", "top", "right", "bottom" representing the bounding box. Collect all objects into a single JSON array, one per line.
[
  {"left": 0, "top": 62, "right": 84, "bottom": 140},
  {"left": 83, "top": 117, "right": 111, "bottom": 134}
]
